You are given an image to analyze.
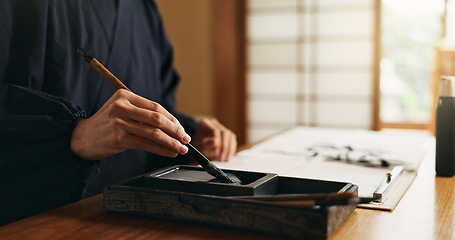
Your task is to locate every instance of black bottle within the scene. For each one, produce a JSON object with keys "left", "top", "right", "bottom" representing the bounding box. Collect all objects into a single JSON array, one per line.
[{"left": 435, "top": 76, "right": 455, "bottom": 177}]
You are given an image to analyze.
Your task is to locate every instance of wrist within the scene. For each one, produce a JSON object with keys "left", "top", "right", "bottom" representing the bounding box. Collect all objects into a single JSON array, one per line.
[{"left": 70, "top": 119, "right": 96, "bottom": 160}]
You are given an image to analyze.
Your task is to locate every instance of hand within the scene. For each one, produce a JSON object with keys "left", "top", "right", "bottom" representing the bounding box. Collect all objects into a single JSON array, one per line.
[
  {"left": 192, "top": 118, "right": 237, "bottom": 162},
  {"left": 70, "top": 89, "right": 191, "bottom": 160}
]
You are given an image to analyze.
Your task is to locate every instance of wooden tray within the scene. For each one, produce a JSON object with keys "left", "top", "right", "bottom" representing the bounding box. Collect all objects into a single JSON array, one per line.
[{"left": 103, "top": 165, "right": 358, "bottom": 239}]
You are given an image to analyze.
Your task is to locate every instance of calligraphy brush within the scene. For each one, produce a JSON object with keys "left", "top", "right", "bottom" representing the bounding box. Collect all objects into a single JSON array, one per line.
[
  {"left": 229, "top": 191, "right": 378, "bottom": 207},
  {"left": 77, "top": 48, "right": 237, "bottom": 184}
]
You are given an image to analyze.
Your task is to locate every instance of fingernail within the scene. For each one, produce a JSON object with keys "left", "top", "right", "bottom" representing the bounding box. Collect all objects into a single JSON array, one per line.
[
  {"left": 179, "top": 144, "right": 189, "bottom": 154},
  {"left": 225, "top": 154, "right": 230, "bottom": 161},
  {"left": 183, "top": 133, "right": 191, "bottom": 144}
]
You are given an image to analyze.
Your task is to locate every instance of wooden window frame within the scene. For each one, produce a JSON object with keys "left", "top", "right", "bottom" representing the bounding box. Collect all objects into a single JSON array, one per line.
[{"left": 212, "top": 1, "right": 247, "bottom": 145}]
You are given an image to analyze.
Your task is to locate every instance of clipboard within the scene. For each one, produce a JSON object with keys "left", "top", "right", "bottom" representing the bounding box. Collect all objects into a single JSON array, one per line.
[
  {"left": 373, "top": 165, "right": 404, "bottom": 203},
  {"left": 358, "top": 169, "right": 416, "bottom": 211}
]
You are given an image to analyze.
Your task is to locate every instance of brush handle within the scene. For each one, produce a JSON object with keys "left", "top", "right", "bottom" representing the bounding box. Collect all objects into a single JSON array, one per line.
[
  {"left": 229, "top": 192, "right": 377, "bottom": 206},
  {"left": 77, "top": 48, "right": 234, "bottom": 183},
  {"left": 89, "top": 58, "right": 132, "bottom": 92},
  {"left": 231, "top": 191, "right": 356, "bottom": 201}
]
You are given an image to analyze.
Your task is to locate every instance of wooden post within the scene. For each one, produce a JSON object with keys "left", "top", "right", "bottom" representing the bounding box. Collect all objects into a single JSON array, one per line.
[{"left": 212, "top": 0, "right": 247, "bottom": 145}]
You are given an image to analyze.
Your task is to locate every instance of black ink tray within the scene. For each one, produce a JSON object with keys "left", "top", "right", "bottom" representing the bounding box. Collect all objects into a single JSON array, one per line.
[
  {"left": 103, "top": 165, "right": 358, "bottom": 240},
  {"left": 143, "top": 165, "right": 278, "bottom": 196}
]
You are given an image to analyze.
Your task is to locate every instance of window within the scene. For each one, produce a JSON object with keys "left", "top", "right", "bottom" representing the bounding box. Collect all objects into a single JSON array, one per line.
[
  {"left": 246, "top": 0, "right": 377, "bottom": 142},
  {"left": 246, "top": 0, "right": 454, "bottom": 142},
  {"left": 380, "top": 0, "right": 446, "bottom": 128}
]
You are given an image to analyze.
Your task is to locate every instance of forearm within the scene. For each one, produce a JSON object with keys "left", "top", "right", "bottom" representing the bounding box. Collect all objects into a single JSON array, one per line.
[{"left": 0, "top": 84, "right": 99, "bottom": 225}]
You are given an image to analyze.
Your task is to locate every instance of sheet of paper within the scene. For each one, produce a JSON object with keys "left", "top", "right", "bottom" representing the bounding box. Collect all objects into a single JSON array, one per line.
[{"left": 216, "top": 127, "right": 434, "bottom": 200}]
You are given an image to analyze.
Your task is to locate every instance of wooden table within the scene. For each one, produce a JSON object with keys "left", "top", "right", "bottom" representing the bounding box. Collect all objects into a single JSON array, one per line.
[{"left": 1, "top": 150, "right": 454, "bottom": 240}]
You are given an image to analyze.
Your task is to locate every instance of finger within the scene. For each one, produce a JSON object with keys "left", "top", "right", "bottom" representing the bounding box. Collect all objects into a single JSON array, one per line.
[
  {"left": 100, "top": 89, "right": 130, "bottom": 112},
  {"left": 107, "top": 90, "right": 190, "bottom": 144},
  {"left": 121, "top": 133, "right": 182, "bottom": 157},
  {"left": 210, "top": 119, "right": 231, "bottom": 161},
  {"left": 201, "top": 137, "right": 219, "bottom": 157},
  {"left": 211, "top": 120, "right": 237, "bottom": 161},
  {"left": 221, "top": 130, "right": 232, "bottom": 161},
  {"left": 193, "top": 136, "right": 221, "bottom": 161},
  {"left": 200, "top": 148, "right": 218, "bottom": 160},
  {"left": 126, "top": 91, "right": 182, "bottom": 126},
  {"left": 110, "top": 92, "right": 189, "bottom": 145},
  {"left": 201, "top": 119, "right": 222, "bottom": 154},
  {"left": 121, "top": 120, "right": 189, "bottom": 155},
  {"left": 227, "top": 132, "right": 238, "bottom": 161},
  {"left": 202, "top": 137, "right": 217, "bottom": 147},
  {"left": 127, "top": 107, "right": 190, "bottom": 144}
]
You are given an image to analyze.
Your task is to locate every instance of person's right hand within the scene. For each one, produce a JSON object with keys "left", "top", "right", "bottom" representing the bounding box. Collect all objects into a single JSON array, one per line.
[{"left": 70, "top": 89, "right": 191, "bottom": 160}]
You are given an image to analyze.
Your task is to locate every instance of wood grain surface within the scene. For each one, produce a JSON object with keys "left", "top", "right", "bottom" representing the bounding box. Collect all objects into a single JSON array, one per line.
[{"left": 0, "top": 149, "right": 453, "bottom": 240}]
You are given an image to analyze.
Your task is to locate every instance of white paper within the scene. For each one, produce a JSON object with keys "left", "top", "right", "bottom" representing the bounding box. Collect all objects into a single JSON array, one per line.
[{"left": 216, "top": 127, "right": 434, "bottom": 197}]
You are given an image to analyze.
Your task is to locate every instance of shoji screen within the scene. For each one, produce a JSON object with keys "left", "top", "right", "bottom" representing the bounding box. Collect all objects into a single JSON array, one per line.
[{"left": 247, "top": 0, "right": 378, "bottom": 142}]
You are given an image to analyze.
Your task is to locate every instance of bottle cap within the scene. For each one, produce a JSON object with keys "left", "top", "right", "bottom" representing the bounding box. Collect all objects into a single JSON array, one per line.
[{"left": 439, "top": 76, "right": 455, "bottom": 97}]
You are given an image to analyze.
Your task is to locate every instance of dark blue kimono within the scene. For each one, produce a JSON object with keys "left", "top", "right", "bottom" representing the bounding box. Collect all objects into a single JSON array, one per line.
[{"left": 0, "top": 0, "right": 197, "bottom": 225}]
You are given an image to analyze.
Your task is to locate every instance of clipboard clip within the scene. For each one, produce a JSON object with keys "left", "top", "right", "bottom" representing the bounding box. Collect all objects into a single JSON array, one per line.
[{"left": 372, "top": 165, "right": 404, "bottom": 203}]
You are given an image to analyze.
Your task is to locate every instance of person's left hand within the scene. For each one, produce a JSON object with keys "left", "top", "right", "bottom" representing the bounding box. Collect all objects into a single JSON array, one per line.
[{"left": 191, "top": 118, "right": 237, "bottom": 162}]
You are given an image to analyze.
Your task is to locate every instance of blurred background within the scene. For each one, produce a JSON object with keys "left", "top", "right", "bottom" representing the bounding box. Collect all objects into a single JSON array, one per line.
[{"left": 155, "top": 0, "right": 455, "bottom": 145}]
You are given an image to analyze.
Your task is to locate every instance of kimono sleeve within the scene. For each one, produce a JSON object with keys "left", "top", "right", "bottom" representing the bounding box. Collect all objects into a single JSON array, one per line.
[{"left": 0, "top": 84, "right": 99, "bottom": 225}]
